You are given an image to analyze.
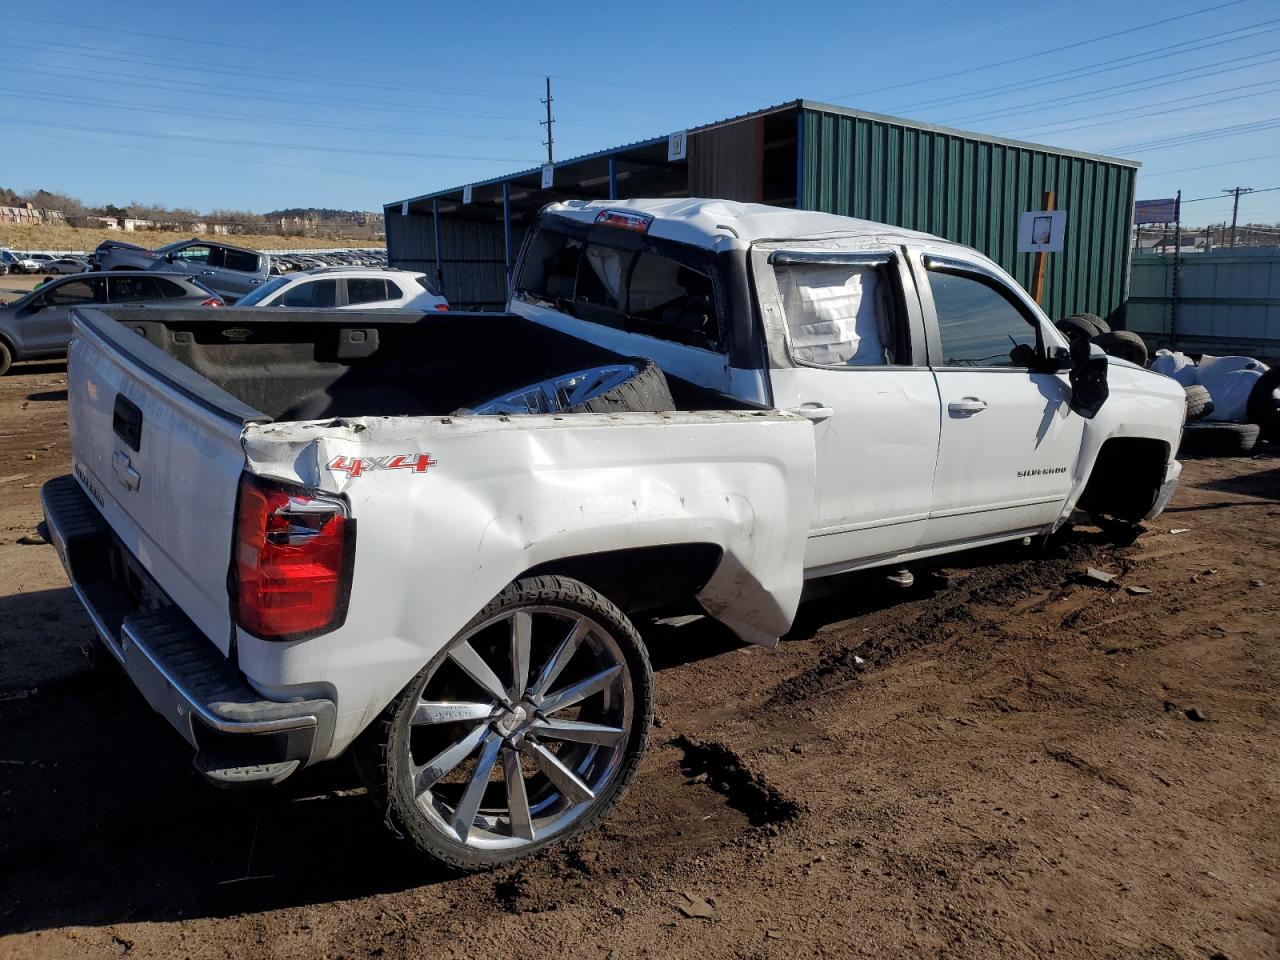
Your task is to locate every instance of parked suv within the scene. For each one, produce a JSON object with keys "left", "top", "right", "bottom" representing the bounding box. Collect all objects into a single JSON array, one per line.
[
  {"left": 92, "top": 237, "right": 269, "bottom": 302},
  {"left": 234, "top": 267, "right": 448, "bottom": 311},
  {"left": 1, "top": 251, "right": 40, "bottom": 274},
  {"left": 0, "top": 271, "right": 222, "bottom": 375}
]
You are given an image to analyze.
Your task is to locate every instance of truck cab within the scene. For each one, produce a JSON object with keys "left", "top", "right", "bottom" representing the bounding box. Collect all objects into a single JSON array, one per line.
[{"left": 511, "top": 198, "right": 1183, "bottom": 574}]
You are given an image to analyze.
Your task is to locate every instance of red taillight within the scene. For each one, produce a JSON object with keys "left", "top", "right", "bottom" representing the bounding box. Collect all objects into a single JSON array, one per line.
[
  {"left": 200, "top": 297, "right": 224, "bottom": 307},
  {"left": 234, "top": 475, "right": 354, "bottom": 641},
  {"left": 433, "top": 303, "right": 449, "bottom": 311},
  {"left": 594, "top": 209, "right": 653, "bottom": 233}
]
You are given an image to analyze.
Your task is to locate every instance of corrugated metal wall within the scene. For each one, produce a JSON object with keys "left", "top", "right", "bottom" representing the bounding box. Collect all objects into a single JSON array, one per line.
[
  {"left": 688, "top": 119, "right": 764, "bottom": 202},
  {"left": 386, "top": 211, "right": 515, "bottom": 310},
  {"left": 799, "top": 107, "right": 1138, "bottom": 325},
  {"left": 1127, "top": 250, "right": 1280, "bottom": 361}
]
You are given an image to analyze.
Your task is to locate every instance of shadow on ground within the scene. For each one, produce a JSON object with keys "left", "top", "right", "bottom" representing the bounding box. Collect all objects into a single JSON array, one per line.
[{"left": 0, "top": 529, "right": 1107, "bottom": 933}]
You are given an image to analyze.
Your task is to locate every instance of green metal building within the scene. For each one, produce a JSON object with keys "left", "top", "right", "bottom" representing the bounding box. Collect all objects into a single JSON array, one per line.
[{"left": 385, "top": 99, "right": 1139, "bottom": 321}]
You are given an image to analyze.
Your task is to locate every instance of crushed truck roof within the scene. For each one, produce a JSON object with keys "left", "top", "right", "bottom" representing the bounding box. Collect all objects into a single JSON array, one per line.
[{"left": 543, "top": 198, "right": 941, "bottom": 249}]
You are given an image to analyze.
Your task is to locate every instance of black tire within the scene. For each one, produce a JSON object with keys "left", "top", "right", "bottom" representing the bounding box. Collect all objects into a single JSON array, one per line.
[
  {"left": 355, "top": 575, "right": 654, "bottom": 871},
  {"left": 460, "top": 359, "right": 675, "bottom": 416},
  {"left": 1093, "top": 330, "right": 1149, "bottom": 367},
  {"left": 1072, "top": 312, "right": 1111, "bottom": 335},
  {"left": 1057, "top": 314, "right": 1106, "bottom": 343},
  {"left": 1184, "top": 384, "right": 1214, "bottom": 422},
  {"left": 0, "top": 340, "right": 12, "bottom": 377},
  {"left": 1179, "top": 421, "right": 1261, "bottom": 457},
  {"left": 566, "top": 359, "right": 674, "bottom": 413},
  {"left": 1245, "top": 369, "right": 1280, "bottom": 439}
]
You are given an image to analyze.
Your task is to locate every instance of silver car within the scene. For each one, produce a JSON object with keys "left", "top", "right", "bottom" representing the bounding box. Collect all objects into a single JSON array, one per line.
[
  {"left": 0, "top": 271, "right": 223, "bottom": 375},
  {"left": 92, "top": 237, "right": 269, "bottom": 302},
  {"left": 47, "top": 257, "right": 88, "bottom": 275}
]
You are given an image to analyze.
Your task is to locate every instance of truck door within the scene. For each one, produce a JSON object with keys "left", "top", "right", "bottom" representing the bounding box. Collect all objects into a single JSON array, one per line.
[
  {"left": 754, "top": 247, "right": 942, "bottom": 577},
  {"left": 911, "top": 251, "right": 1083, "bottom": 543}
]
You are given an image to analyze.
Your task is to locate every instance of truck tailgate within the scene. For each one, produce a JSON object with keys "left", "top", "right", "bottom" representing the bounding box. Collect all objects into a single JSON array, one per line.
[{"left": 67, "top": 309, "right": 264, "bottom": 655}]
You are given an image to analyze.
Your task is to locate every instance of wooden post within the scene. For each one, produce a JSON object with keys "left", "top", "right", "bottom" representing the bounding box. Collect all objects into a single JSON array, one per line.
[{"left": 1030, "top": 190, "right": 1055, "bottom": 307}]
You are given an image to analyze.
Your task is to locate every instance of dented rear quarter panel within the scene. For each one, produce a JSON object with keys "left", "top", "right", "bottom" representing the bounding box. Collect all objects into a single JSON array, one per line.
[{"left": 239, "top": 410, "right": 816, "bottom": 755}]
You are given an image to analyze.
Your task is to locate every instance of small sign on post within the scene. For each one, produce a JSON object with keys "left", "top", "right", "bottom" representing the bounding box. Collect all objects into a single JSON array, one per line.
[
  {"left": 462, "top": 185, "right": 473, "bottom": 205},
  {"left": 541, "top": 165, "right": 554, "bottom": 190},
  {"left": 1017, "top": 208, "right": 1066, "bottom": 254},
  {"left": 667, "top": 130, "right": 687, "bottom": 162},
  {"left": 1018, "top": 193, "right": 1064, "bottom": 306}
]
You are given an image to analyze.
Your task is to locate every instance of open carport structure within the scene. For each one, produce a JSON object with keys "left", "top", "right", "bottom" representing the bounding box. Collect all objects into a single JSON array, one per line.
[{"left": 385, "top": 99, "right": 1139, "bottom": 320}]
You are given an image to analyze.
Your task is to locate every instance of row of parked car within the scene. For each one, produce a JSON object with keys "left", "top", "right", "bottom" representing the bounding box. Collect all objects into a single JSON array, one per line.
[
  {"left": 0, "top": 250, "right": 91, "bottom": 276},
  {"left": 0, "top": 237, "right": 439, "bottom": 375}
]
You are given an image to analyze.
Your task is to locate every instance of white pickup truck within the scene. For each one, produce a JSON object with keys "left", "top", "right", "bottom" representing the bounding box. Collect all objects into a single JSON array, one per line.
[{"left": 42, "top": 198, "right": 1184, "bottom": 870}]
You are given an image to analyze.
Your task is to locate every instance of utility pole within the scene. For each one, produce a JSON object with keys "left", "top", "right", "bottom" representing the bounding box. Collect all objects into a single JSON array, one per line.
[
  {"left": 540, "top": 76, "right": 554, "bottom": 166},
  {"left": 1223, "top": 186, "right": 1253, "bottom": 247}
]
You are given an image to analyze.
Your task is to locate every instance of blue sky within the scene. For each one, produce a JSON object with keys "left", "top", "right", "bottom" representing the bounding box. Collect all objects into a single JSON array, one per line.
[{"left": 3, "top": 0, "right": 1279, "bottom": 225}]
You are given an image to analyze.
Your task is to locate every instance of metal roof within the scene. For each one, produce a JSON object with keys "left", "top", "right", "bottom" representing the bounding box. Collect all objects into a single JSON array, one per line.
[{"left": 384, "top": 99, "right": 1138, "bottom": 212}]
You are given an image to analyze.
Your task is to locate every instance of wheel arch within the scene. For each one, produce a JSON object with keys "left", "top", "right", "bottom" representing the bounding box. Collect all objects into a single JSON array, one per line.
[
  {"left": 520, "top": 542, "right": 725, "bottom": 620},
  {"left": 1077, "top": 435, "right": 1171, "bottom": 522}
]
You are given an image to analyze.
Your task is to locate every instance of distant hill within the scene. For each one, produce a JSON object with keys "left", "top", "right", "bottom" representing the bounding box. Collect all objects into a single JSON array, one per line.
[{"left": 264, "top": 208, "right": 385, "bottom": 225}]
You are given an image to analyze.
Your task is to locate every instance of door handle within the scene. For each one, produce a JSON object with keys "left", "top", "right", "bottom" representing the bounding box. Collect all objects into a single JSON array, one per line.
[
  {"left": 788, "top": 402, "right": 835, "bottom": 423},
  {"left": 948, "top": 397, "right": 988, "bottom": 415}
]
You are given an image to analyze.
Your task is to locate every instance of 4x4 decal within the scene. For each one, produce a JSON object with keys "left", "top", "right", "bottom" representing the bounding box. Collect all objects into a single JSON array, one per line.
[{"left": 327, "top": 454, "right": 437, "bottom": 479}]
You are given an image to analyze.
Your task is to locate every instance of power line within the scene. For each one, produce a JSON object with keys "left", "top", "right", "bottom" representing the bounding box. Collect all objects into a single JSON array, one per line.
[
  {"left": 943, "top": 48, "right": 1280, "bottom": 125},
  {"left": 996, "top": 80, "right": 1280, "bottom": 139},
  {"left": 0, "top": 123, "right": 437, "bottom": 186},
  {"left": 1141, "top": 153, "right": 1280, "bottom": 178},
  {"left": 1109, "top": 116, "right": 1280, "bottom": 152},
  {"left": 1, "top": 61, "right": 659, "bottom": 132},
  {"left": 884, "top": 17, "right": 1280, "bottom": 114},
  {"left": 1179, "top": 185, "right": 1280, "bottom": 203},
  {"left": 0, "top": 35, "right": 542, "bottom": 103},
  {"left": 0, "top": 14, "right": 761, "bottom": 105},
  {"left": 827, "top": 0, "right": 1249, "bottom": 100},
  {"left": 0, "top": 114, "right": 537, "bottom": 164},
  {"left": 1, "top": 87, "right": 537, "bottom": 143}
]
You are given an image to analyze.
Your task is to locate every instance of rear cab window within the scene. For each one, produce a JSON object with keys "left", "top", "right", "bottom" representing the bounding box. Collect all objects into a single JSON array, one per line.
[{"left": 514, "top": 220, "right": 723, "bottom": 352}]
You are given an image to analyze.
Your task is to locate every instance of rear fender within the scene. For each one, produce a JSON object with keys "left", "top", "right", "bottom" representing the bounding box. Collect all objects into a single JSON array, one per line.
[{"left": 238, "top": 410, "right": 816, "bottom": 754}]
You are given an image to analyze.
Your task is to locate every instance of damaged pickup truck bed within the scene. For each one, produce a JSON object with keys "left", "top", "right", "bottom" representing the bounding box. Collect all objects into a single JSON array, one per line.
[{"left": 44, "top": 198, "right": 1185, "bottom": 870}]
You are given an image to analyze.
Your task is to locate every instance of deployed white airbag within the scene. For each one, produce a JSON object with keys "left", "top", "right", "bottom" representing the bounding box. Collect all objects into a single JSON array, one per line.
[{"left": 776, "top": 264, "right": 886, "bottom": 366}]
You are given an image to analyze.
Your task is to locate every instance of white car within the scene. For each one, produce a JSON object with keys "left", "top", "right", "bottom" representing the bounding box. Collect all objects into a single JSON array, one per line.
[
  {"left": 1, "top": 251, "right": 41, "bottom": 274},
  {"left": 234, "top": 267, "right": 448, "bottom": 311},
  {"left": 43, "top": 198, "right": 1184, "bottom": 871}
]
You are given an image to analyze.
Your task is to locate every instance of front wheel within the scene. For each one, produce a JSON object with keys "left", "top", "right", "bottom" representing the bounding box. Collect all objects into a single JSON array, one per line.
[{"left": 356, "top": 575, "right": 653, "bottom": 871}]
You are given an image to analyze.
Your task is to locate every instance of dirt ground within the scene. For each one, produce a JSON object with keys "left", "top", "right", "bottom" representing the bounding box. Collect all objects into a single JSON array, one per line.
[{"left": 0, "top": 360, "right": 1276, "bottom": 960}]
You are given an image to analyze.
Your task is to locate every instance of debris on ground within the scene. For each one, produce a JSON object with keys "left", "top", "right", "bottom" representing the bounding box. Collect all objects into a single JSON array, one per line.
[
  {"left": 1083, "top": 567, "right": 1117, "bottom": 585},
  {"left": 676, "top": 892, "right": 717, "bottom": 920},
  {"left": 1126, "top": 585, "right": 1152, "bottom": 595}
]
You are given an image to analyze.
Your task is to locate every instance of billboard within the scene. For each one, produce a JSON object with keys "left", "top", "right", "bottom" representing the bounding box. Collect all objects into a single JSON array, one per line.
[{"left": 1134, "top": 198, "right": 1180, "bottom": 224}]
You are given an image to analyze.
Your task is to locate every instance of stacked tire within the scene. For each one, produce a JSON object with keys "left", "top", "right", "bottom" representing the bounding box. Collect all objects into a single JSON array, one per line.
[
  {"left": 1179, "top": 371, "right": 1278, "bottom": 457},
  {"left": 1055, "top": 314, "right": 1150, "bottom": 368}
]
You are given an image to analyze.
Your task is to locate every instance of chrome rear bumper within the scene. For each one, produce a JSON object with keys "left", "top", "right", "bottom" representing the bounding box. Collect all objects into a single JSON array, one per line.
[{"left": 41, "top": 474, "right": 335, "bottom": 786}]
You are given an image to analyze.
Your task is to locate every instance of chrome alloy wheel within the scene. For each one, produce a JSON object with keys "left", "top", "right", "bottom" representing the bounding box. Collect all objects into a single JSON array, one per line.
[{"left": 405, "top": 605, "right": 634, "bottom": 851}]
